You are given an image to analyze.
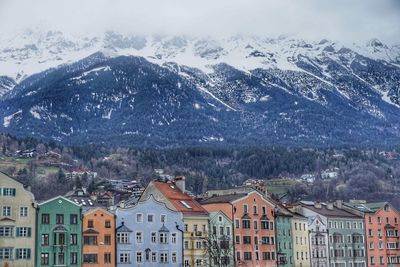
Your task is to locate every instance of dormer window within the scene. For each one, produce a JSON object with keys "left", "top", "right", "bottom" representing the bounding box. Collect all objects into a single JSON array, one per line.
[{"left": 180, "top": 201, "right": 192, "bottom": 209}]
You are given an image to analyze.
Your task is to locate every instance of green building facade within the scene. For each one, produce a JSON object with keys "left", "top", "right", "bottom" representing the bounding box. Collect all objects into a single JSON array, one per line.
[
  {"left": 208, "top": 210, "right": 234, "bottom": 267},
  {"left": 275, "top": 210, "right": 294, "bottom": 266},
  {"left": 36, "top": 196, "right": 82, "bottom": 267}
]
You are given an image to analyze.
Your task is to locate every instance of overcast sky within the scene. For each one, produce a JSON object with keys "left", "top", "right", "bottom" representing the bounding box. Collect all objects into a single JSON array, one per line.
[{"left": 0, "top": 0, "right": 399, "bottom": 44}]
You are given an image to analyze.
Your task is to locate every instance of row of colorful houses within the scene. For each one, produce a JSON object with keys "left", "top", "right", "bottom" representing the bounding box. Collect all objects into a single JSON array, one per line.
[{"left": 1, "top": 171, "right": 400, "bottom": 267}]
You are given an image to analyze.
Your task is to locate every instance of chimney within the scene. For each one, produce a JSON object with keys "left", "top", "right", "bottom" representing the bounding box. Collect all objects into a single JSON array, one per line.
[
  {"left": 335, "top": 200, "right": 343, "bottom": 209},
  {"left": 174, "top": 176, "right": 186, "bottom": 193},
  {"left": 326, "top": 203, "right": 334, "bottom": 210},
  {"left": 314, "top": 202, "right": 322, "bottom": 209}
]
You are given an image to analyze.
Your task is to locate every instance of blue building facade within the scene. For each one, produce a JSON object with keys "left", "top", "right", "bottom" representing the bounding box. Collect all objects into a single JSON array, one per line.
[{"left": 115, "top": 195, "right": 184, "bottom": 266}]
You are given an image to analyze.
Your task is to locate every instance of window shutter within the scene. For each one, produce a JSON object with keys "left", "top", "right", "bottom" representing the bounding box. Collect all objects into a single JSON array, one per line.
[
  {"left": 10, "top": 227, "right": 13, "bottom": 237},
  {"left": 15, "top": 249, "right": 19, "bottom": 259},
  {"left": 16, "top": 227, "right": 20, "bottom": 237},
  {"left": 0, "top": 187, "right": 2, "bottom": 196},
  {"left": 12, "top": 188, "right": 16, "bottom": 196},
  {"left": 27, "top": 249, "right": 31, "bottom": 259},
  {"left": 28, "top": 227, "right": 32, "bottom": 237}
]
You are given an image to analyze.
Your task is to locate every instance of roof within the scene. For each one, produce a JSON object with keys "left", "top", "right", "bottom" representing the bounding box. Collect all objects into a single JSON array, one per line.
[
  {"left": 151, "top": 181, "right": 208, "bottom": 215},
  {"left": 83, "top": 229, "right": 99, "bottom": 234},
  {"left": 345, "top": 201, "right": 395, "bottom": 214},
  {"left": 158, "top": 224, "right": 170, "bottom": 232},
  {"left": 199, "top": 193, "right": 247, "bottom": 204},
  {"left": 39, "top": 195, "right": 81, "bottom": 207},
  {"left": 300, "top": 202, "right": 362, "bottom": 219},
  {"left": 116, "top": 222, "right": 132, "bottom": 232}
]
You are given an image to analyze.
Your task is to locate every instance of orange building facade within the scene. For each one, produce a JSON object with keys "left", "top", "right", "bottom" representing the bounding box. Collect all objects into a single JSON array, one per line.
[
  {"left": 346, "top": 201, "right": 400, "bottom": 266},
  {"left": 82, "top": 207, "right": 116, "bottom": 267},
  {"left": 201, "top": 191, "right": 277, "bottom": 267}
]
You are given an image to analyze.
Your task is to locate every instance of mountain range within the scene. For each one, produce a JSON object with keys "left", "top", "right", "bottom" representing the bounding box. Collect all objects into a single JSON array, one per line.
[{"left": 0, "top": 29, "right": 399, "bottom": 146}]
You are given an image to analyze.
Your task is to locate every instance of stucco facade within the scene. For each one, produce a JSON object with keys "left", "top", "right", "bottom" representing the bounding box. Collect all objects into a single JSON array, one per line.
[
  {"left": 0, "top": 172, "right": 36, "bottom": 267},
  {"left": 36, "top": 196, "right": 82, "bottom": 267},
  {"left": 292, "top": 215, "right": 311, "bottom": 267},
  {"left": 276, "top": 212, "right": 294, "bottom": 267},
  {"left": 82, "top": 207, "right": 116, "bottom": 267},
  {"left": 308, "top": 215, "right": 329, "bottom": 267},
  {"left": 116, "top": 195, "right": 184, "bottom": 266},
  {"left": 206, "top": 210, "right": 234, "bottom": 266},
  {"left": 345, "top": 201, "right": 400, "bottom": 266}
]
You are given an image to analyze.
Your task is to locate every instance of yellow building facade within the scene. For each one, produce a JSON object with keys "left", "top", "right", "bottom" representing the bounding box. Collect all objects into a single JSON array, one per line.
[
  {"left": 291, "top": 215, "right": 311, "bottom": 267},
  {"left": 0, "top": 172, "right": 36, "bottom": 267}
]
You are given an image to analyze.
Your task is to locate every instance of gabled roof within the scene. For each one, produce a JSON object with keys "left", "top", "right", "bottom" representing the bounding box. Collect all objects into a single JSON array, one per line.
[
  {"left": 116, "top": 222, "right": 132, "bottom": 233},
  {"left": 151, "top": 181, "right": 208, "bottom": 215},
  {"left": 39, "top": 195, "right": 81, "bottom": 207},
  {"left": 200, "top": 193, "right": 247, "bottom": 204},
  {"left": 345, "top": 201, "right": 398, "bottom": 214},
  {"left": 300, "top": 201, "right": 361, "bottom": 219}
]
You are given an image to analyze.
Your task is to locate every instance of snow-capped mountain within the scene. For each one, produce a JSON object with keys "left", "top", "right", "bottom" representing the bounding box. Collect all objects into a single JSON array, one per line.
[{"left": 0, "top": 29, "right": 399, "bottom": 146}]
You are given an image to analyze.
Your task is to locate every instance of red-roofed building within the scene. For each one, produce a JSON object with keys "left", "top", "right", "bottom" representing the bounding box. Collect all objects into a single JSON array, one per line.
[{"left": 140, "top": 177, "right": 209, "bottom": 267}]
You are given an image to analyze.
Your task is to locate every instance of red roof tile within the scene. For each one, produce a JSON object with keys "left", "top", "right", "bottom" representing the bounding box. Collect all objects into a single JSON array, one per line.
[{"left": 152, "top": 181, "right": 208, "bottom": 215}]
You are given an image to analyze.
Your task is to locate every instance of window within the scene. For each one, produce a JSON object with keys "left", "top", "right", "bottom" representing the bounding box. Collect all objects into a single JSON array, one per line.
[
  {"left": 244, "top": 252, "right": 252, "bottom": 260},
  {"left": 172, "top": 233, "right": 177, "bottom": 243},
  {"left": 41, "top": 253, "right": 49, "bottom": 265},
  {"left": 83, "top": 236, "right": 97, "bottom": 245},
  {"left": 67, "top": 214, "right": 77, "bottom": 225},
  {"left": 244, "top": 204, "right": 248, "bottom": 213},
  {"left": 235, "top": 219, "right": 240, "bottom": 228},
  {"left": 242, "top": 219, "right": 250, "bottom": 229},
  {"left": 147, "top": 214, "right": 154, "bottom": 222},
  {"left": 136, "top": 232, "right": 143, "bottom": 243},
  {"left": 262, "top": 206, "right": 266, "bottom": 214},
  {"left": 218, "top": 216, "right": 223, "bottom": 222},
  {"left": 83, "top": 254, "right": 98, "bottom": 263},
  {"left": 236, "top": 235, "right": 240, "bottom": 244},
  {"left": 160, "top": 233, "right": 168, "bottom": 244},
  {"left": 151, "top": 232, "right": 157, "bottom": 243},
  {"left": 2, "top": 188, "right": 16, "bottom": 196},
  {"left": 119, "top": 253, "right": 130, "bottom": 263},
  {"left": 180, "top": 200, "right": 192, "bottom": 209},
  {"left": 105, "top": 220, "right": 111, "bottom": 228},
  {"left": 17, "top": 227, "right": 31, "bottom": 237},
  {"left": 152, "top": 252, "right": 157, "bottom": 262},
  {"left": 253, "top": 205, "right": 258, "bottom": 214},
  {"left": 42, "top": 214, "right": 50, "bottom": 224},
  {"left": 378, "top": 217, "right": 382, "bottom": 224},
  {"left": 220, "top": 226, "right": 224, "bottom": 235},
  {"left": 202, "top": 224, "right": 206, "bottom": 233},
  {"left": 161, "top": 214, "right": 166, "bottom": 223},
  {"left": 0, "top": 248, "right": 12, "bottom": 260},
  {"left": 226, "top": 226, "right": 231, "bottom": 235},
  {"left": 117, "top": 232, "right": 129, "bottom": 243},
  {"left": 42, "top": 234, "right": 49, "bottom": 245},
  {"left": 172, "top": 252, "right": 177, "bottom": 263},
  {"left": 20, "top": 207, "right": 28, "bottom": 217},
  {"left": 185, "top": 260, "right": 190, "bottom": 266},
  {"left": 3, "top": 206, "right": 11, "bottom": 217},
  {"left": 243, "top": 236, "right": 251, "bottom": 244},
  {"left": 16, "top": 248, "right": 31, "bottom": 259},
  {"left": 254, "top": 221, "right": 258, "bottom": 230},
  {"left": 136, "top": 213, "right": 143, "bottom": 223},
  {"left": 261, "top": 220, "right": 269, "bottom": 229},
  {"left": 236, "top": 252, "right": 241, "bottom": 261},
  {"left": 160, "top": 253, "right": 168, "bottom": 263},
  {"left": 56, "top": 214, "right": 64, "bottom": 224},
  {"left": 70, "top": 234, "right": 78, "bottom": 245},
  {"left": 184, "top": 224, "right": 188, "bottom": 232},
  {"left": 104, "top": 234, "right": 111, "bottom": 245},
  {"left": 87, "top": 220, "right": 94, "bottom": 228},
  {"left": 0, "top": 226, "right": 13, "bottom": 237},
  {"left": 184, "top": 240, "right": 189, "bottom": 249},
  {"left": 196, "top": 241, "right": 202, "bottom": 249},
  {"left": 104, "top": 253, "right": 111, "bottom": 263},
  {"left": 136, "top": 252, "right": 143, "bottom": 262}
]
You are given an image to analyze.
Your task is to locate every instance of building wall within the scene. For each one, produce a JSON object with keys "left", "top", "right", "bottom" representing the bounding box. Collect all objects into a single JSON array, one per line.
[
  {"left": 292, "top": 216, "right": 310, "bottom": 267},
  {"left": 365, "top": 204, "right": 400, "bottom": 266},
  {"left": 183, "top": 215, "right": 209, "bottom": 267},
  {"left": 207, "top": 211, "right": 234, "bottom": 267},
  {"left": 308, "top": 216, "right": 329, "bottom": 267},
  {"left": 232, "top": 192, "right": 277, "bottom": 267},
  {"left": 115, "top": 196, "right": 183, "bottom": 267},
  {"left": 36, "top": 196, "right": 82, "bottom": 267},
  {"left": 276, "top": 215, "right": 293, "bottom": 267},
  {"left": 82, "top": 208, "right": 116, "bottom": 267},
  {"left": 327, "top": 218, "right": 366, "bottom": 267},
  {"left": 0, "top": 172, "right": 36, "bottom": 267}
]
